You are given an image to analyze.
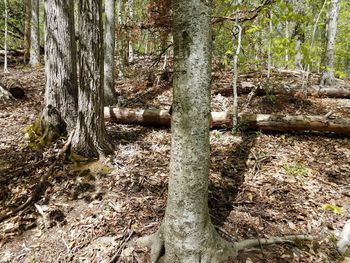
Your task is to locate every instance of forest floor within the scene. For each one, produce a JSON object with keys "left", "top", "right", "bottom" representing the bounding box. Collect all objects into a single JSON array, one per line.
[{"left": 0, "top": 57, "right": 350, "bottom": 263}]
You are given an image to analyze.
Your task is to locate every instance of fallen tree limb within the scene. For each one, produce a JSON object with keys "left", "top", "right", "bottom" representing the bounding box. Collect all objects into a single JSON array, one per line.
[
  {"left": 213, "top": 82, "right": 350, "bottom": 99},
  {"left": 104, "top": 107, "right": 350, "bottom": 134},
  {"left": 0, "top": 79, "right": 25, "bottom": 99}
]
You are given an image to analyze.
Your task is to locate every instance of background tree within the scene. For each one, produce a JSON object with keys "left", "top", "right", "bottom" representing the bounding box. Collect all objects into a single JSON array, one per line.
[
  {"left": 3, "top": 0, "right": 9, "bottom": 73},
  {"left": 103, "top": 0, "right": 118, "bottom": 106},
  {"left": 29, "top": 0, "right": 39, "bottom": 66},
  {"left": 40, "top": 0, "right": 77, "bottom": 142},
  {"left": 321, "top": 0, "right": 340, "bottom": 85},
  {"left": 23, "top": 0, "right": 31, "bottom": 63},
  {"left": 71, "top": 0, "right": 113, "bottom": 158}
]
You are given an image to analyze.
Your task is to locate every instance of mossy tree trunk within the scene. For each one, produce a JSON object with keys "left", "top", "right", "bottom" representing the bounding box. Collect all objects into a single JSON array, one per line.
[
  {"left": 103, "top": 0, "right": 118, "bottom": 106},
  {"left": 29, "top": 0, "right": 40, "bottom": 66},
  {"left": 71, "top": 0, "right": 113, "bottom": 158},
  {"left": 41, "top": 0, "right": 78, "bottom": 142},
  {"left": 139, "top": 0, "right": 232, "bottom": 262}
]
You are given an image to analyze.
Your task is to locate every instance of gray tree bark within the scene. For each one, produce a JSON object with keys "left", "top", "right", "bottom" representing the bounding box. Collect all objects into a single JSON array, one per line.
[
  {"left": 24, "top": 0, "right": 31, "bottom": 63},
  {"left": 72, "top": 0, "right": 113, "bottom": 158},
  {"left": 3, "top": 0, "right": 9, "bottom": 73},
  {"left": 29, "top": 0, "right": 40, "bottom": 66},
  {"left": 41, "top": 0, "right": 78, "bottom": 142},
  {"left": 126, "top": 0, "right": 134, "bottom": 64},
  {"left": 103, "top": 0, "right": 118, "bottom": 106},
  {"left": 138, "top": 0, "right": 232, "bottom": 262},
  {"left": 321, "top": 0, "right": 340, "bottom": 85},
  {"left": 116, "top": 0, "right": 125, "bottom": 78}
]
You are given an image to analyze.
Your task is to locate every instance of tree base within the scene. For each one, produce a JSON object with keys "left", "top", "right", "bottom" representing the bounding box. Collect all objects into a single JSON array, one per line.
[
  {"left": 137, "top": 226, "right": 313, "bottom": 263},
  {"left": 137, "top": 226, "right": 234, "bottom": 263}
]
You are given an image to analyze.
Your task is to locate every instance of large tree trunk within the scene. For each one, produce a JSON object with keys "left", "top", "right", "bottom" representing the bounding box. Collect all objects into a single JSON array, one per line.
[
  {"left": 320, "top": 0, "right": 340, "bottom": 86},
  {"left": 103, "top": 0, "right": 118, "bottom": 106},
  {"left": 138, "top": 0, "right": 232, "bottom": 262},
  {"left": 41, "top": 0, "right": 78, "bottom": 142},
  {"left": 71, "top": 0, "right": 113, "bottom": 158},
  {"left": 105, "top": 107, "right": 350, "bottom": 135},
  {"left": 29, "top": 0, "right": 40, "bottom": 66},
  {"left": 23, "top": 0, "right": 31, "bottom": 63}
]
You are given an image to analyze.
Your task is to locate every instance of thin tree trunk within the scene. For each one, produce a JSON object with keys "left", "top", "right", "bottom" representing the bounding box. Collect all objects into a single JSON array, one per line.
[
  {"left": 3, "top": 0, "right": 9, "bottom": 73},
  {"left": 321, "top": 0, "right": 340, "bottom": 86},
  {"left": 232, "top": 23, "right": 242, "bottom": 132},
  {"left": 41, "top": 0, "right": 78, "bottom": 142},
  {"left": 72, "top": 0, "right": 113, "bottom": 158},
  {"left": 302, "top": 0, "right": 327, "bottom": 93},
  {"left": 116, "top": 0, "right": 125, "bottom": 78},
  {"left": 23, "top": 0, "right": 31, "bottom": 63},
  {"left": 267, "top": 11, "right": 272, "bottom": 79},
  {"left": 285, "top": 21, "right": 289, "bottom": 67},
  {"left": 104, "top": 0, "right": 118, "bottom": 106},
  {"left": 29, "top": 0, "right": 40, "bottom": 66},
  {"left": 127, "top": 0, "right": 134, "bottom": 63}
]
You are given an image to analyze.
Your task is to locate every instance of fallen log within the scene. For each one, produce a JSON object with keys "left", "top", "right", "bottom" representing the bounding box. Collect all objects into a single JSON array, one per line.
[
  {"left": 104, "top": 107, "right": 350, "bottom": 134},
  {"left": 0, "top": 79, "right": 25, "bottom": 99},
  {"left": 213, "top": 82, "right": 350, "bottom": 99}
]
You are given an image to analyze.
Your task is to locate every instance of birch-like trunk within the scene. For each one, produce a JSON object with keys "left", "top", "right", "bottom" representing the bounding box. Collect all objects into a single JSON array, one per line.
[
  {"left": 321, "top": 0, "right": 340, "bottom": 85},
  {"left": 103, "top": 0, "right": 118, "bottom": 106},
  {"left": 267, "top": 11, "right": 273, "bottom": 78},
  {"left": 126, "top": 0, "right": 134, "bottom": 63},
  {"left": 29, "top": 0, "right": 40, "bottom": 66},
  {"left": 24, "top": 0, "right": 31, "bottom": 63},
  {"left": 41, "top": 0, "right": 78, "bottom": 142},
  {"left": 116, "top": 0, "right": 125, "bottom": 78},
  {"left": 72, "top": 0, "right": 113, "bottom": 158},
  {"left": 3, "top": 0, "right": 9, "bottom": 73}
]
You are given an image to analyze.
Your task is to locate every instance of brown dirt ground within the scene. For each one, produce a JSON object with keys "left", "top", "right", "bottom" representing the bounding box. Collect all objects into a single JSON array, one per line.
[{"left": 1, "top": 59, "right": 350, "bottom": 263}]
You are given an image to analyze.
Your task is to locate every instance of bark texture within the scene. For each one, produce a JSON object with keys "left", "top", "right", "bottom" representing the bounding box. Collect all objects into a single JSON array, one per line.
[
  {"left": 41, "top": 0, "right": 78, "bottom": 141},
  {"left": 72, "top": 0, "right": 113, "bottom": 158},
  {"left": 103, "top": 0, "right": 118, "bottom": 106},
  {"left": 321, "top": 0, "right": 340, "bottom": 86},
  {"left": 29, "top": 0, "right": 40, "bottom": 66},
  {"left": 140, "top": 0, "right": 232, "bottom": 262}
]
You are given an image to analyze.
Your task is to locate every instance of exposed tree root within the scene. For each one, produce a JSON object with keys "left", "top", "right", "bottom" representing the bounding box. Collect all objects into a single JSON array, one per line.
[
  {"left": 234, "top": 234, "right": 314, "bottom": 252},
  {"left": 0, "top": 85, "right": 14, "bottom": 100},
  {"left": 137, "top": 230, "right": 165, "bottom": 263},
  {"left": 137, "top": 229, "right": 313, "bottom": 263},
  {"left": 0, "top": 131, "right": 74, "bottom": 223}
]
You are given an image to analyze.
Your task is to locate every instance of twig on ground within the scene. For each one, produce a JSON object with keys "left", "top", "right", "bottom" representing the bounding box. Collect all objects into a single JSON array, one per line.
[
  {"left": 110, "top": 230, "right": 134, "bottom": 263},
  {"left": 0, "top": 131, "right": 74, "bottom": 223}
]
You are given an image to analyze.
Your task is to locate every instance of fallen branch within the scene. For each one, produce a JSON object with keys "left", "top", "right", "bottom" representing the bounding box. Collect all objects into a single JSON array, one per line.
[
  {"left": 0, "top": 131, "right": 74, "bottom": 223},
  {"left": 104, "top": 107, "right": 350, "bottom": 134},
  {"left": 213, "top": 83, "right": 350, "bottom": 99}
]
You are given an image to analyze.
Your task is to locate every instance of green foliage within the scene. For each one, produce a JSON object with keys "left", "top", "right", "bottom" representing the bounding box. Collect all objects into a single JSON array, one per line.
[
  {"left": 322, "top": 204, "right": 342, "bottom": 215},
  {"left": 283, "top": 162, "right": 308, "bottom": 177}
]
